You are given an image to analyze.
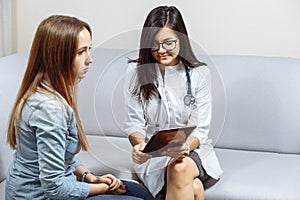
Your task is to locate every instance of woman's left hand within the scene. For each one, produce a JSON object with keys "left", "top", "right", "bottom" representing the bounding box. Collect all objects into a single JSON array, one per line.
[{"left": 161, "top": 142, "right": 189, "bottom": 160}]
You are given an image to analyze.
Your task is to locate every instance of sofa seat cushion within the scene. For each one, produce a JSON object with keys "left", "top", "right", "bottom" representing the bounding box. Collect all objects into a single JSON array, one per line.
[
  {"left": 0, "top": 179, "right": 5, "bottom": 198},
  {"left": 205, "top": 148, "right": 300, "bottom": 200},
  {"left": 77, "top": 135, "right": 136, "bottom": 180}
]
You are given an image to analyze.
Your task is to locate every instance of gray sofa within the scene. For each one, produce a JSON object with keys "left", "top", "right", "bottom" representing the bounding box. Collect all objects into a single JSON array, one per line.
[{"left": 1, "top": 48, "right": 300, "bottom": 200}]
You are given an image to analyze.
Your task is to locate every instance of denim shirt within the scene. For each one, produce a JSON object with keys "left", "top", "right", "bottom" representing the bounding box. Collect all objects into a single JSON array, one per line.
[{"left": 5, "top": 90, "right": 90, "bottom": 200}]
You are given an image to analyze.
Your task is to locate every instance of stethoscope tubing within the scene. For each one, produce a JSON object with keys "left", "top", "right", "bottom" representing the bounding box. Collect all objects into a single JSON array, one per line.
[
  {"left": 143, "top": 65, "right": 195, "bottom": 126},
  {"left": 184, "top": 66, "right": 195, "bottom": 106}
]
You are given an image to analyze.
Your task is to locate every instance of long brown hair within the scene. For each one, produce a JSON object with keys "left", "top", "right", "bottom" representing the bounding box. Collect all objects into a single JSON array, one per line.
[
  {"left": 7, "top": 15, "right": 91, "bottom": 150},
  {"left": 129, "top": 6, "right": 206, "bottom": 100}
]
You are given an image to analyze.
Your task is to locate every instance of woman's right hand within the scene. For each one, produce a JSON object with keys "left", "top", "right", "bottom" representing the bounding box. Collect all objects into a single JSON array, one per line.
[
  {"left": 132, "top": 143, "right": 152, "bottom": 164},
  {"left": 97, "top": 174, "right": 124, "bottom": 192},
  {"left": 108, "top": 183, "right": 126, "bottom": 195},
  {"left": 89, "top": 182, "right": 126, "bottom": 196}
]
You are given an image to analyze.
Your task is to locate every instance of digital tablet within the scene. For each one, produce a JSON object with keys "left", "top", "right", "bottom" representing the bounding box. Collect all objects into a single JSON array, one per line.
[{"left": 143, "top": 125, "right": 196, "bottom": 157}]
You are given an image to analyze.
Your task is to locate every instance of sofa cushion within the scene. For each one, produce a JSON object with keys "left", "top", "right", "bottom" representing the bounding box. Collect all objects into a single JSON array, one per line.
[
  {"left": 78, "top": 48, "right": 131, "bottom": 137},
  {"left": 205, "top": 148, "right": 300, "bottom": 199},
  {"left": 211, "top": 55, "right": 300, "bottom": 154},
  {"left": 0, "top": 179, "right": 5, "bottom": 197},
  {"left": 0, "top": 52, "right": 28, "bottom": 183},
  {"left": 77, "top": 135, "right": 136, "bottom": 180}
]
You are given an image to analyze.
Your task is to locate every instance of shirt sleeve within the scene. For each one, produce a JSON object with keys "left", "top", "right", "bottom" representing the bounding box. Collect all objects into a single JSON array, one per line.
[
  {"left": 73, "top": 155, "right": 83, "bottom": 168},
  {"left": 29, "top": 99, "right": 90, "bottom": 199},
  {"left": 188, "top": 66, "right": 212, "bottom": 144},
  {"left": 123, "top": 63, "right": 147, "bottom": 137}
]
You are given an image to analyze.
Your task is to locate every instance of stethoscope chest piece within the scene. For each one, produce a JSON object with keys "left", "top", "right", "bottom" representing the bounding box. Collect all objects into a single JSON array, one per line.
[
  {"left": 184, "top": 94, "right": 195, "bottom": 106},
  {"left": 184, "top": 66, "right": 195, "bottom": 106}
]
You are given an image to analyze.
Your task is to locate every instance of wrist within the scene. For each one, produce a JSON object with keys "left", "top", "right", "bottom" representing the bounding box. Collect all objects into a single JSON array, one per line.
[
  {"left": 82, "top": 171, "right": 95, "bottom": 183},
  {"left": 184, "top": 142, "right": 190, "bottom": 153},
  {"left": 87, "top": 173, "right": 99, "bottom": 183},
  {"left": 89, "top": 183, "right": 110, "bottom": 196}
]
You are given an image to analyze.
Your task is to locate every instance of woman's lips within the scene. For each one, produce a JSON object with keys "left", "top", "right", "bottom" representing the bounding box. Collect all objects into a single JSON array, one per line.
[{"left": 158, "top": 54, "right": 170, "bottom": 59}]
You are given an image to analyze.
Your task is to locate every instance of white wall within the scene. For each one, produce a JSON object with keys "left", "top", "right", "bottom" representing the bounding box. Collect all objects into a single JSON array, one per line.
[{"left": 12, "top": 0, "right": 300, "bottom": 58}]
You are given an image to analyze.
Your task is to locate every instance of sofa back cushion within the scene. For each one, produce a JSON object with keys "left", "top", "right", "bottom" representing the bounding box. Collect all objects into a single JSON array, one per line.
[
  {"left": 211, "top": 55, "right": 300, "bottom": 154},
  {"left": 78, "top": 48, "right": 131, "bottom": 137},
  {"left": 0, "top": 53, "right": 28, "bottom": 182}
]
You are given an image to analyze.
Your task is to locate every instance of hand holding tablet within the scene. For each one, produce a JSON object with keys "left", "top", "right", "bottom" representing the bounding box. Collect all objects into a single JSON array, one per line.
[{"left": 142, "top": 125, "right": 196, "bottom": 157}]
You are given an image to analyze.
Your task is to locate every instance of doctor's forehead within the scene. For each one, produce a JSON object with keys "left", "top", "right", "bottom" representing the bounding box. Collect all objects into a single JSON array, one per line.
[{"left": 154, "top": 27, "right": 178, "bottom": 41}]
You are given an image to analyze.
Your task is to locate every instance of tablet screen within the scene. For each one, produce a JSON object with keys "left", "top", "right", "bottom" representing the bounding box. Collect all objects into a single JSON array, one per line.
[{"left": 143, "top": 125, "right": 196, "bottom": 156}]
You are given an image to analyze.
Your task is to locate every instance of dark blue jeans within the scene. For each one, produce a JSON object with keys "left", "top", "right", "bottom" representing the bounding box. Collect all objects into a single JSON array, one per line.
[{"left": 86, "top": 180, "right": 149, "bottom": 200}]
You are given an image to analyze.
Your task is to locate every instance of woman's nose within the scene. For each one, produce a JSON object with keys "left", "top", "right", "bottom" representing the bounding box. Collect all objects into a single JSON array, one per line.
[
  {"left": 157, "top": 44, "right": 167, "bottom": 53},
  {"left": 87, "top": 52, "right": 93, "bottom": 64}
]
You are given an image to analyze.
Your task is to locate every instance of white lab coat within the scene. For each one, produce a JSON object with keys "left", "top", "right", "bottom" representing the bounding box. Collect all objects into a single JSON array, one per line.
[{"left": 124, "top": 62, "right": 223, "bottom": 197}]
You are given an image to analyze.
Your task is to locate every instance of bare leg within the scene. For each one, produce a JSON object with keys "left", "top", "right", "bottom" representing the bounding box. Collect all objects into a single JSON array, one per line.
[
  {"left": 165, "top": 157, "right": 200, "bottom": 200},
  {"left": 194, "top": 178, "right": 204, "bottom": 200}
]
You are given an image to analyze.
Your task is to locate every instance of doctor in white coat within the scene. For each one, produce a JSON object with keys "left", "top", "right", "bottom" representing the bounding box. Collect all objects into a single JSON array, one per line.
[{"left": 124, "top": 6, "right": 222, "bottom": 200}]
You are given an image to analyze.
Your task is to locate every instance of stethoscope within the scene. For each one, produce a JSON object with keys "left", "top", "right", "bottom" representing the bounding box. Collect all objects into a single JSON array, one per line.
[
  {"left": 143, "top": 65, "right": 195, "bottom": 129},
  {"left": 183, "top": 66, "right": 195, "bottom": 106}
]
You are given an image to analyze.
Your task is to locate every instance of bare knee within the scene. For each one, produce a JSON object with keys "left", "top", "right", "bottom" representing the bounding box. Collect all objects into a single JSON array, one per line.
[
  {"left": 194, "top": 178, "right": 204, "bottom": 200},
  {"left": 167, "top": 160, "right": 188, "bottom": 188},
  {"left": 167, "top": 158, "right": 191, "bottom": 181},
  {"left": 167, "top": 158, "right": 197, "bottom": 187}
]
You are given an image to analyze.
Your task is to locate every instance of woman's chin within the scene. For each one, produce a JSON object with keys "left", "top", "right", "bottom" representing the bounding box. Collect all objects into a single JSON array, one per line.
[{"left": 158, "top": 59, "right": 172, "bottom": 66}]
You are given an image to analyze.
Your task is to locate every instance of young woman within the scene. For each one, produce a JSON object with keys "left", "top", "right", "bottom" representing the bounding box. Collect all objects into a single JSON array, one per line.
[
  {"left": 125, "top": 6, "right": 223, "bottom": 200},
  {"left": 6, "top": 15, "right": 148, "bottom": 200}
]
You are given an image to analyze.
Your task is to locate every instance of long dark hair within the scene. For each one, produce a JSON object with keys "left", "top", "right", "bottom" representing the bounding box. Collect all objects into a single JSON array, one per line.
[{"left": 129, "top": 5, "right": 206, "bottom": 100}]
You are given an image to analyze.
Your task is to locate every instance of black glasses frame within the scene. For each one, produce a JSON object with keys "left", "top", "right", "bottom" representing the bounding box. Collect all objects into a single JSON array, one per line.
[{"left": 151, "top": 40, "right": 178, "bottom": 52}]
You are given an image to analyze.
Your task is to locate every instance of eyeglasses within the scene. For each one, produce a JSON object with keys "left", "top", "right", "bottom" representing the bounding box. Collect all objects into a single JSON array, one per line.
[{"left": 151, "top": 40, "right": 178, "bottom": 52}]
